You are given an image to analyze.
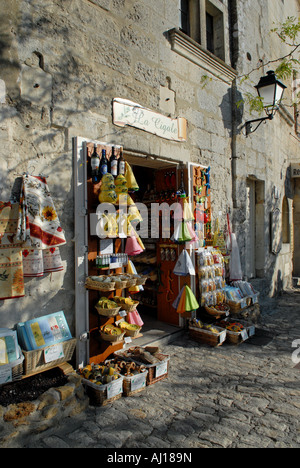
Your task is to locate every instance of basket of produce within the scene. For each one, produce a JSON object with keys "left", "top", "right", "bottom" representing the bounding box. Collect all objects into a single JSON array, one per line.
[
  {"left": 189, "top": 319, "right": 226, "bottom": 347},
  {"left": 205, "top": 303, "right": 230, "bottom": 318},
  {"left": 115, "top": 346, "right": 169, "bottom": 386},
  {"left": 109, "top": 274, "right": 128, "bottom": 290},
  {"left": 95, "top": 297, "right": 121, "bottom": 317},
  {"left": 79, "top": 363, "right": 124, "bottom": 406},
  {"left": 122, "top": 274, "right": 137, "bottom": 288},
  {"left": 106, "top": 359, "right": 148, "bottom": 397},
  {"left": 100, "top": 324, "right": 125, "bottom": 342},
  {"left": 217, "top": 318, "right": 255, "bottom": 345},
  {"left": 113, "top": 296, "right": 139, "bottom": 313},
  {"left": 85, "top": 276, "right": 116, "bottom": 291},
  {"left": 119, "top": 321, "right": 141, "bottom": 338}
]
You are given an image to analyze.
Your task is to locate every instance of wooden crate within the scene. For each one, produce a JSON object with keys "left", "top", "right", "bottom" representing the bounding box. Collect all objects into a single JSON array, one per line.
[
  {"left": 189, "top": 325, "right": 226, "bottom": 347},
  {"left": 123, "top": 371, "right": 148, "bottom": 397},
  {"left": 217, "top": 319, "right": 255, "bottom": 345},
  {"left": 82, "top": 376, "right": 124, "bottom": 406},
  {"left": 114, "top": 349, "right": 170, "bottom": 386}
]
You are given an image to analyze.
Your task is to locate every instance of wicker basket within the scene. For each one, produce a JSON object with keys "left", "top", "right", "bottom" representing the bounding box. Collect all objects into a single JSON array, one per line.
[
  {"left": 227, "top": 297, "right": 251, "bottom": 314},
  {"left": 82, "top": 376, "right": 124, "bottom": 406},
  {"left": 217, "top": 318, "right": 254, "bottom": 345},
  {"left": 85, "top": 277, "right": 115, "bottom": 291},
  {"left": 145, "top": 354, "right": 169, "bottom": 386},
  {"left": 123, "top": 326, "right": 142, "bottom": 338},
  {"left": 1, "top": 351, "right": 25, "bottom": 384},
  {"left": 116, "top": 349, "right": 170, "bottom": 386},
  {"left": 22, "top": 338, "right": 76, "bottom": 376},
  {"left": 109, "top": 275, "right": 127, "bottom": 290},
  {"left": 134, "top": 275, "right": 148, "bottom": 286},
  {"left": 100, "top": 329, "right": 125, "bottom": 343},
  {"left": 205, "top": 304, "right": 230, "bottom": 318},
  {"left": 12, "top": 358, "right": 25, "bottom": 381},
  {"left": 125, "top": 278, "right": 137, "bottom": 288},
  {"left": 120, "top": 301, "right": 139, "bottom": 313},
  {"left": 123, "top": 370, "right": 148, "bottom": 397},
  {"left": 189, "top": 325, "right": 226, "bottom": 347},
  {"left": 95, "top": 305, "right": 121, "bottom": 317}
]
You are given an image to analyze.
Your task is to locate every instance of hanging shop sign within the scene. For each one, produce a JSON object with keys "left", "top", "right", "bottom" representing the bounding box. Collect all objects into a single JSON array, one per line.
[
  {"left": 113, "top": 98, "right": 187, "bottom": 142},
  {"left": 291, "top": 163, "right": 300, "bottom": 178}
]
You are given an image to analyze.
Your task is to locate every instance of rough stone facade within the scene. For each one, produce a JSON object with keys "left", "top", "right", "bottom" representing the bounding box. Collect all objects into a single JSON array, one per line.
[{"left": 0, "top": 0, "right": 299, "bottom": 333}]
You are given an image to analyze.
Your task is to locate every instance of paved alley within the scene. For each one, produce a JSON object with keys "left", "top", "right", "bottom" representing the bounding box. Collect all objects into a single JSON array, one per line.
[{"left": 9, "top": 289, "right": 300, "bottom": 449}]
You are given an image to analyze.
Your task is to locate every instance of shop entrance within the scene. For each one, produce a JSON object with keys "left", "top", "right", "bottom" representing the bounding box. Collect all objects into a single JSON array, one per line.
[
  {"left": 124, "top": 154, "right": 182, "bottom": 327},
  {"left": 73, "top": 138, "right": 194, "bottom": 366}
]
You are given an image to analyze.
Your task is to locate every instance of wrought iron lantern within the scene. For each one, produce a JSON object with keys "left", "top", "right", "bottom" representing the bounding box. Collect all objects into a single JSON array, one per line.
[{"left": 245, "top": 70, "right": 287, "bottom": 136}]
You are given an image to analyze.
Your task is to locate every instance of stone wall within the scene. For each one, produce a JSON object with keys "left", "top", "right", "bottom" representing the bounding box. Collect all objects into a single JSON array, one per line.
[
  {"left": 0, "top": 0, "right": 234, "bottom": 330},
  {"left": 0, "top": 0, "right": 299, "bottom": 334},
  {"left": 231, "top": 0, "right": 299, "bottom": 294}
]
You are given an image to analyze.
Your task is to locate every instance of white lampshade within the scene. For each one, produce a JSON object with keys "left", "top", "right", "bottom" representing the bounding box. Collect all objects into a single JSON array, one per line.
[{"left": 255, "top": 71, "right": 287, "bottom": 116}]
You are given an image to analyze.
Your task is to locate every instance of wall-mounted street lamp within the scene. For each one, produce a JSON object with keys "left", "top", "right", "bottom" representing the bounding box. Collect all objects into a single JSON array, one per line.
[{"left": 245, "top": 70, "right": 287, "bottom": 137}]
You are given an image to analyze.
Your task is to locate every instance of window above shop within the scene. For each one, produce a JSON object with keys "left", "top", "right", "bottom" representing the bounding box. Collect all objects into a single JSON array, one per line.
[
  {"left": 178, "top": 0, "right": 226, "bottom": 61},
  {"left": 172, "top": 0, "right": 237, "bottom": 84}
]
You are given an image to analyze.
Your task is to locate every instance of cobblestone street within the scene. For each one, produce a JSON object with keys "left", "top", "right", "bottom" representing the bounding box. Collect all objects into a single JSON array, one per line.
[{"left": 11, "top": 289, "right": 300, "bottom": 448}]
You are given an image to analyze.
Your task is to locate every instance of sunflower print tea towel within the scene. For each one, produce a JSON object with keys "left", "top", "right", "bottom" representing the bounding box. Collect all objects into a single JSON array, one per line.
[{"left": 16, "top": 175, "right": 66, "bottom": 249}]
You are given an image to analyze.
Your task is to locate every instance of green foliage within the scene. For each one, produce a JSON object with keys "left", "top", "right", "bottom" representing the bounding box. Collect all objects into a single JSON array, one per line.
[
  {"left": 271, "top": 16, "right": 300, "bottom": 45},
  {"left": 238, "top": 16, "right": 300, "bottom": 112}
]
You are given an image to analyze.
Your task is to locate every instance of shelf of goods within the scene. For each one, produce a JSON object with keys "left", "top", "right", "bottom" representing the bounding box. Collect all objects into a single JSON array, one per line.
[{"left": 85, "top": 142, "right": 149, "bottom": 364}]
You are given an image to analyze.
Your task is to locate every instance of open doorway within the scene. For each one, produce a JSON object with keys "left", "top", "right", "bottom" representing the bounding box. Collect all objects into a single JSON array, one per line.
[
  {"left": 293, "top": 194, "right": 300, "bottom": 277},
  {"left": 124, "top": 154, "right": 182, "bottom": 327},
  {"left": 245, "top": 178, "right": 265, "bottom": 279}
]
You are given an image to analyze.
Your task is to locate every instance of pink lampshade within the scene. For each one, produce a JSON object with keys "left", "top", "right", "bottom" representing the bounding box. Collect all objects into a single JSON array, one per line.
[{"left": 125, "top": 236, "right": 144, "bottom": 256}]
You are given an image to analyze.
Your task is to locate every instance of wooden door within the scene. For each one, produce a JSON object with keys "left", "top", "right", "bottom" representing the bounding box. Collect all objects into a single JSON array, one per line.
[{"left": 155, "top": 167, "right": 181, "bottom": 326}]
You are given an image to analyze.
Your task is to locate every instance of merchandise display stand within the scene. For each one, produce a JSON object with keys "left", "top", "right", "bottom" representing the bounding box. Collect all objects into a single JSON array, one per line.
[
  {"left": 85, "top": 143, "right": 146, "bottom": 364},
  {"left": 86, "top": 144, "right": 124, "bottom": 363}
]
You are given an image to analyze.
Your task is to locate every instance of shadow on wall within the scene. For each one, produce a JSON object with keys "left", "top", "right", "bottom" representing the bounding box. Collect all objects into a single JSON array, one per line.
[{"left": 219, "top": 87, "right": 244, "bottom": 137}]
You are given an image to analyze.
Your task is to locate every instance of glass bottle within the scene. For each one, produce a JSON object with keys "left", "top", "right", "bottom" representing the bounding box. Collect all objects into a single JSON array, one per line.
[
  {"left": 110, "top": 146, "right": 118, "bottom": 177},
  {"left": 118, "top": 149, "right": 125, "bottom": 175},
  {"left": 99, "top": 149, "right": 108, "bottom": 177},
  {"left": 91, "top": 145, "right": 100, "bottom": 184}
]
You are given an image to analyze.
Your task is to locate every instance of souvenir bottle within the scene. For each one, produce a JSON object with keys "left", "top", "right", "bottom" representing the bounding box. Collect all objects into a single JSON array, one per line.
[
  {"left": 99, "top": 149, "right": 108, "bottom": 177},
  {"left": 91, "top": 145, "right": 100, "bottom": 184},
  {"left": 110, "top": 146, "right": 118, "bottom": 177}
]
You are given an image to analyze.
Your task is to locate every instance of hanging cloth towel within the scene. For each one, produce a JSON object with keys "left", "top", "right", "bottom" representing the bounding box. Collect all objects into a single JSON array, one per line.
[
  {"left": 124, "top": 162, "right": 139, "bottom": 192},
  {"left": 0, "top": 249, "right": 25, "bottom": 300},
  {"left": 173, "top": 249, "right": 195, "bottom": 276},
  {"left": 22, "top": 247, "right": 64, "bottom": 277},
  {"left": 126, "top": 260, "right": 143, "bottom": 293},
  {"left": 172, "top": 221, "right": 193, "bottom": 244},
  {"left": 16, "top": 175, "right": 66, "bottom": 250},
  {"left": 127, "top": 309, "right": 144, "bottom": 327},
  {"left": 229, "top": 233, "right": 243, "bottom": 281},
  {"left": 172, "top": 285, "right": 199, "bottom": 314},
  {"left": 0, "top": 202, "right": 25, "bottom": 300}
]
